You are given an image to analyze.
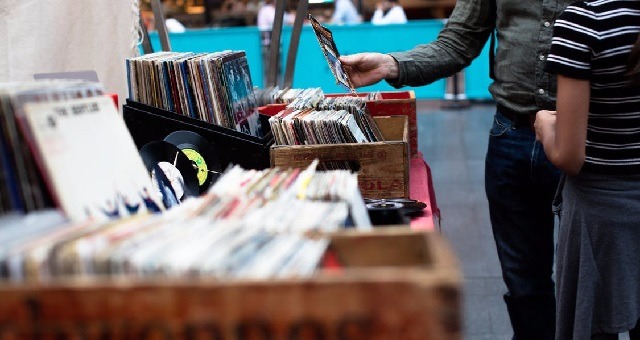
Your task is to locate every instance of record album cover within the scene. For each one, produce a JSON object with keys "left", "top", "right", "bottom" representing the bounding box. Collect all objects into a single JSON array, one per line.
[
  {"left": 21, "top": 96, "right": 163, "bottom": 222},
  {"left": 309, "top": 15, "right": 356, "bottom": 94}
]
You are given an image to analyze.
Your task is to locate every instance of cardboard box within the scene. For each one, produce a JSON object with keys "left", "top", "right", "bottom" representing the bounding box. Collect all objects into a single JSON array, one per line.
[
  {"left": 270, "top": 116, "right": 410, "bottom": 199},
  {"left": 0, "top": 228, "right": 461, "bottom": 339}
]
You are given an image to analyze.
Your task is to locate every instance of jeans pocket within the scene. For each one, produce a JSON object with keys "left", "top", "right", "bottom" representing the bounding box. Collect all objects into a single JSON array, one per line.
[{"left": 489, "top": 113, "right": 512, "bottom": 137}]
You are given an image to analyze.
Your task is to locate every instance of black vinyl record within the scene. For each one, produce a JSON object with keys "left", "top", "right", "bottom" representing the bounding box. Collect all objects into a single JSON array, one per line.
[
  {"left": 364, "top": 198, "right": 427, "bottom": 216},
  {"left": 164, "top": 130, "right": 222, "bottom": 194},
  {"left": 139, "top": 140, "right": 200, "bottom": 199}
]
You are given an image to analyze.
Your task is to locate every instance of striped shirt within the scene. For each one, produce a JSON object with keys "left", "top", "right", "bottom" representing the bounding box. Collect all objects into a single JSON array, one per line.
[{"left": 545, "top": 0, "right": 640, "bottom": 175}]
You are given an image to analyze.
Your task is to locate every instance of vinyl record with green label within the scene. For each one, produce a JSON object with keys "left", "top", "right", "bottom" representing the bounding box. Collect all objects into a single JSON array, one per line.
[{"left": 164, "top": 130, "right": 222, "bottom": 194}]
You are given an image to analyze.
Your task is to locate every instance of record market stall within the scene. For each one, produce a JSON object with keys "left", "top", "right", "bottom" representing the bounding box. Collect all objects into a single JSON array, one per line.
[
  {"left": 0, "top": 82, "right": 450, "bottom": 340},
  {"left": 0, "top": 3, "right": 454, "bottom": 338}
]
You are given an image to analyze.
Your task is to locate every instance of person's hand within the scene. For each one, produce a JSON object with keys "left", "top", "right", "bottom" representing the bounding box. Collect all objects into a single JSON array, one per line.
[
  {"left": 534, "top": 110, "right": 556, "bottom": 143},
  {"left": 339, "top": 53, "right": 399, "bottom": 88}
]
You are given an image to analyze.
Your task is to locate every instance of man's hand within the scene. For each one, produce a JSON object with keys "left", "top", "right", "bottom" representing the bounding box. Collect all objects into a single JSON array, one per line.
[{"left": 339, "top": 53, "right": 399, "bottom": 88}]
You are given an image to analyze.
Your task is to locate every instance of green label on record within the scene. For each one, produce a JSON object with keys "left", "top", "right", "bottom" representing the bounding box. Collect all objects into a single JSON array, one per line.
[{"left": 182, "top": 148, "right": 208, "bottom": 185}]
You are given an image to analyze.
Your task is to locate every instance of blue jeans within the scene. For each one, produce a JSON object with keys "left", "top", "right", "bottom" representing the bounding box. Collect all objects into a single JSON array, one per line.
[{"left": 485, "top": 110, "right": 561, "bottom": 339}]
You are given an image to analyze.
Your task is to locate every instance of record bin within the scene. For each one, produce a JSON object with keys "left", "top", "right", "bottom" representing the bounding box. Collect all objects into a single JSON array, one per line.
[
  {"left": 0, "top": 228, "right": 461, "bottom": 339},
  {"left": 259, "top": 90, "right": 418, "bottom": 157},
  {"left": 123, "top": 100, "right": 274, "bottom": 170},
  {"left": 271, "top": 115, "right": 410, "bottom": 199}
]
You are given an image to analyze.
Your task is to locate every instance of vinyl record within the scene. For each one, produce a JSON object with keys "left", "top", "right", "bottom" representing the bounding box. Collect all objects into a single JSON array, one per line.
[
  {"left": 139, "top": 141, "right": 199, "bottom": 200},
  {"left": 365, "top": 200, "right": 404, "bottom": 210},
  {"left": 164, "top": 130, "right": 222, "bottom": 194},
  {"left": 364, "top": 199, "right": 409, "bottom": 226},
  {"left": 364, "top": 198, "right": 427, "bottom": 215}
]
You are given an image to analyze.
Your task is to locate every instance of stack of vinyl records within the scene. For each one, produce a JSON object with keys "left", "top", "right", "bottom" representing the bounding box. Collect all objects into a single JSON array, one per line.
[
  {"left": 257, "top": 87, "right": 382, "bottom": 107},
  {"left": 126, "top": 51, "right": 263, "bottom": 138},
  {"left": 268, "top": 92, "right": 385, "bottom": 146},
  {"left": 273, "top": 87, "right": 324, "bottom": 106},
  {"left": 0, "top": 161, "right": 371, "bottom": 282},
  {"left": 0, "top": 80, "right": 111, "bottom": 216}
]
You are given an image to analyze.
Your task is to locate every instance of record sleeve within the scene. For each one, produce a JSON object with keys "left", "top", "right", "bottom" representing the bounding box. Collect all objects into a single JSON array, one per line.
[
  {"left": 21, "top": 96, "right": 164, "bottom": 222},
  {"left": 309, "top": 15, "right": 356, "bottom": 94}
]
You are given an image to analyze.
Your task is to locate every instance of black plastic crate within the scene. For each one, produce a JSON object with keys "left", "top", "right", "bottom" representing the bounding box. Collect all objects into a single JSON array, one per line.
[{"left": 123, "top": 100, "right": 273, "bottom": 170}]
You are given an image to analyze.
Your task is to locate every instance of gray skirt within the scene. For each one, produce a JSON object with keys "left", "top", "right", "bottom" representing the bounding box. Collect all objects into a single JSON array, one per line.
[{"left": 555, "top": 172, "right": 640, "bottom": 339}]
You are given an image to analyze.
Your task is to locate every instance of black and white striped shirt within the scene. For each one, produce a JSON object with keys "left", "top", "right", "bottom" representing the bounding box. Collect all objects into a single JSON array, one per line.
[{"left": 545, "top": 0, "right": 640, "bottom": 175}]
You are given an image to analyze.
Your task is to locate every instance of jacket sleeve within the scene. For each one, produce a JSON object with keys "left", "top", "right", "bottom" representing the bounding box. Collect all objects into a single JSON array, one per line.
[{"left": 387, "top": 0, "right": 496, "bottom": 87}]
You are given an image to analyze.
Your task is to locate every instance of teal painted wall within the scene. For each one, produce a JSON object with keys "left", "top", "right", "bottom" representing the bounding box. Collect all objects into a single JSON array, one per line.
[{"left": 148, "top": 20, "right": 492, "bottom": 100}]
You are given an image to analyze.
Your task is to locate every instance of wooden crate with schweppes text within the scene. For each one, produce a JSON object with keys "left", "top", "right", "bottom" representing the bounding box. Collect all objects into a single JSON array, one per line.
[{"left": 270, "top": 115, "right": 410, "bottom": 199}]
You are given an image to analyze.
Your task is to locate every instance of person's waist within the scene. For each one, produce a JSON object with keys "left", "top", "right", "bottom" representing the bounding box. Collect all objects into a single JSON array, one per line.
[{"left": 496, "top": 104, "right": 536, "bottom": 130}]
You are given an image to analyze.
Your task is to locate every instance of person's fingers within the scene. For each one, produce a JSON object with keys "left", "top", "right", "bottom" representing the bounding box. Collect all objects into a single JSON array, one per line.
[
  {"left": 339, "top": 53, "right": 364, "bottom": 66},
  {"left": 536, "top": 109, "right": 557, "bottom": 117},
  {"left": 338, "top": 53, "right": 387, "bottom": 88}
]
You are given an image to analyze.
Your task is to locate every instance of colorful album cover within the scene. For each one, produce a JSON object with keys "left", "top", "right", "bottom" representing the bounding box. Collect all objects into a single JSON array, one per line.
[
  {"left": 308, "top": 15, "right": 356, "bottom": 94},
  {"left": 222, "top": 52, "right": 263, "bottom": 138}
]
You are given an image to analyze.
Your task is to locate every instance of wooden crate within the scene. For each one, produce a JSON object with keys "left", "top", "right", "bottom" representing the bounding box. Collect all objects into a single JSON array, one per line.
[
  {"left": 0, "top": 228, "right": 461, "bottom": 339},
  {"left": 258, "top": 90, "right": 418, "bottom": 157},
  {"left": 270, "top": 116, "right": 410, "bottom": 199}
]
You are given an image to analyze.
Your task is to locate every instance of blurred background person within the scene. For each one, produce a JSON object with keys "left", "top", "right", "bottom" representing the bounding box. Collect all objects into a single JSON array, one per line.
[
  {"left": 371, "top": 0, "right": 407, "bottom": 25},
  {"left": 257, "top": 0, "right": 294, "bottom": 86},
  {"left": 165, "top": 14, "right": 187, "bottom": 33},
  {"left": 331, "top": 0, "right": 362, "bottom": 25},
  {"left": 222, "top": 0, "right": 248, "bottom": 13}
]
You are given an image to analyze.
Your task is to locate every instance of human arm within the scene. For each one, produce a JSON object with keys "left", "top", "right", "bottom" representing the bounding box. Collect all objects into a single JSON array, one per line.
[
  {"left": 536, "top": 3, "right": 596, "bottom": 175},
  {"left": 535, "top": 76, "right": 589, "bottom": 175},
  {"left": 387, "top": 0, "right": 495, "bottom": 87},
  {"left": 340, "top": 0, "right": 494, "bottom": 88}
]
